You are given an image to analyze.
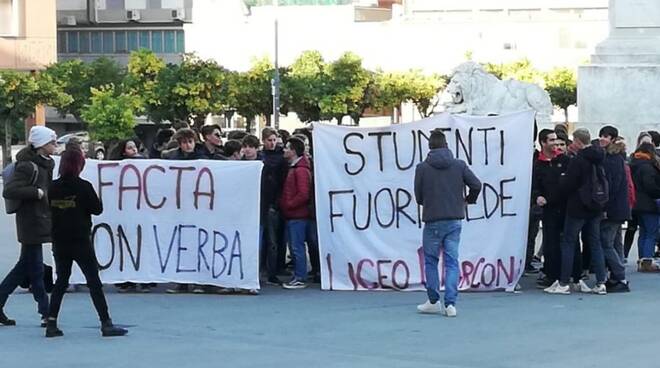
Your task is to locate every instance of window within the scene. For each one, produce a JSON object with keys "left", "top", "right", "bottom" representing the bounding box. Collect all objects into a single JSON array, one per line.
[
  {"left": 139, "top": 31, "right": 150, "bottom": 49},
  {"left": 176, "top": 30, "right": 185, "bottom": 53},
  {"left": 164, "top": 30, "right": 175, "bottom": 53},
  {"left": 127, "top": 31, "right": 138, "bottom": 51},
  {"left": 67, "top": 32, "right": 79, "bottom": 53},
  {"left": 79, "top": 31, "right": 91, "bottom": 53},
  {"left": 91, "top": 31, "right": 103, "bottom": 53},
  {"left": 115, "top": 31, "right": 127, "bottom": 53},
  {"left": 151, "top": 30, "right": 163, "bottom": 53},
  {"left": 57, "top": 31, "right": 67, "bottom": 53},
  {"left": 0, "top": 0, "right": 18, "bottom": 36},
  {"left": 103, "top": 31, "right": 114, "bottom": 53}
]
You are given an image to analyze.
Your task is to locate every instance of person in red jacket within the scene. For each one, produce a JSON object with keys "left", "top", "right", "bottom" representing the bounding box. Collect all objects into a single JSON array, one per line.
[{"left": 279, "top": 137, "right": 312, "bottom": 289}]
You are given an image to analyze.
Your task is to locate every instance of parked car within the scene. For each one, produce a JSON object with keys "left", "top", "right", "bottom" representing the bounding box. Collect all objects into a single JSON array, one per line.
[{"left": 55, "top": 131, "right": 106, "bottom": 160}]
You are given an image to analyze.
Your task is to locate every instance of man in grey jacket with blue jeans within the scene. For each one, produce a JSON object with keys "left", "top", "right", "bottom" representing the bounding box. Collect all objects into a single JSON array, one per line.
[{"left": 414, "top": 129, "right": 481, "bottom": 317}]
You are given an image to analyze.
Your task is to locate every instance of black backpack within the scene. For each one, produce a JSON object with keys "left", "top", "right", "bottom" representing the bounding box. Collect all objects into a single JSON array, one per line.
[{"left": 579, "top": 163, "right": 609, "bottom": 211}]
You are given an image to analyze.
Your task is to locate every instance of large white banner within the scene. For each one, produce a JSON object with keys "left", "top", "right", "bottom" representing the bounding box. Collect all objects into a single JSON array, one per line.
[
  {"left": 313, "top": 111, "right": 535, "bottom": 292},
  {"left": 66, "top": 159, "right": 262, "bottom": 289}
]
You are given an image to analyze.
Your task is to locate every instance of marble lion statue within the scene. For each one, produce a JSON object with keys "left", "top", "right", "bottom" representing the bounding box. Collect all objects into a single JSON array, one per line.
[{"left": 443, "top": 61, "right": 553, "bottom": 125}]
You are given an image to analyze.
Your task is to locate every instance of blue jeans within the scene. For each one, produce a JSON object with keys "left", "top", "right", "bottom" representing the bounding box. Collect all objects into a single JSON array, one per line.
[
  {"left": 0, "top": 244, "right": 49, "bottom": 317},
  {"left": 423, "top": 220, "right": 461, "bottom": 306},
  {"left": 560, "top": 215, "right": 606, "bottom": 284},
  {"left": 287, "top": 220, "right": 310, "bottom": 281},
  {"left": 638, "top": 213, "right": 660, "bottom": 258}
]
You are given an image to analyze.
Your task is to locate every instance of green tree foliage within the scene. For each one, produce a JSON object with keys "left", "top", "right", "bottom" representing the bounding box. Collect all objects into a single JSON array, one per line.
[
  {"left": 0, "top": 71, "right": 72, "bottom": 166},
  {"left": 287, "top": 50, "right": 327, "bottom": 123},
  {"left": 125, "top": 49, "right": 166, "bottom": 116},
  {"left": 483, "top": 58, "right": 542, "bottom": 84},
  {"left": 81, "top": 85, "right": 140, "bottom": 142},
  {"left": 320, "top": 52, "right": 371, "bottom": 125},
  {"left": 544, "top": 67, "right": 577, "bottom": 123}
]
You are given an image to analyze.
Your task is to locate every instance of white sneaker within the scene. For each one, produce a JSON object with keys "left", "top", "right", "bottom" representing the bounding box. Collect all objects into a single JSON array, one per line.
[
  {"left": 572, "top": 280, "right": 592, "bottom": 293},
  {"left": 441, "top": 304, "right": 457, "bottom": 317},
  {"left": 545, "top": 281, "right": 570, "bottom": 294},
  {"left": 417, "top": 300, "right": 442, "bottom": 314},
  {"left": 592, "top": 283, "right": 607, "bottom": 295}
]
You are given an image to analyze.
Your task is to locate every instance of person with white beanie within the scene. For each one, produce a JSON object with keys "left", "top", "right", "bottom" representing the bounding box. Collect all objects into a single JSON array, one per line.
[{"left": 0, "top": 126, "right": 57, "bottom": 327}]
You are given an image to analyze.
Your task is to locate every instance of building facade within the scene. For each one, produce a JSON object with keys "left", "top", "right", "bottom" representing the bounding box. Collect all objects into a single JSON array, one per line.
[
  {"left": 1, "top": 0, "right": 57, "bottom": 70},
  {"left": 56, "top": 0, "right": 192, "bottom": 65}
]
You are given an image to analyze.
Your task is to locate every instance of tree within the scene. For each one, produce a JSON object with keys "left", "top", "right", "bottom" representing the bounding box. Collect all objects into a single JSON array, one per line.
[
  {"left": 0, "top": 71, "right": 72, "bottom": 167},
  {"left": 44, "top": 57, "right": 125, "bottom": 121},
  {"left": 320, "top": 52, "right": 371, "bottom": 125},
  {"left": 374, "top": 70, "right": 446, "bottom": 119},
  {"left": 544, "top": 67, "right": 577, "bottom": 124},
  {"left": 483, "top": 58, "right": 542, "bottom": 84},
  {"left": 125, "top": 49, "right": 166, "bottom": 118},
  {"left": 81, "top": 85, "right": 140, "bottom": 143},
  {"left": 287, "top": 50, "right": 327, "bottom": 123},
  {"left": 148, "top": 54, "right": 232, "bottom": 131}
]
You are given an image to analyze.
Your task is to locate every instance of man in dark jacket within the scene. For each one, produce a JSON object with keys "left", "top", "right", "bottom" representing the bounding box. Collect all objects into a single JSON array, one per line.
[
  {"left": 161, "top": 128, "right": 207, "bottom": 160},
  {"left": 598, "top": 126, "right": 630, "bottom": 292},
  {"left": 258, "top": 128, "right": 288, "bottom": 285},
  {"left": 414, "top": 129, "right": 481, "bottom": 317},
  {"left": 545, "top": 128, "right": 608, "bottom": 295},
  {"left": 279, "top": 137, "right": 312, "bottom": 289},
  {"left": 0, "top": 126, "right": 57, "bottom": 326},
  {"left": 532, "top": 129, "right": 570, "bottom": 288},
  {"left": 199, "top": 124, "right": 226, "bottom": 160}
]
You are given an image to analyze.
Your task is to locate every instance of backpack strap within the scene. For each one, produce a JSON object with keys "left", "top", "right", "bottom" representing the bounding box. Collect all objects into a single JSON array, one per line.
[{"left": 28, "top": 162, "right": 38, "bottom": 186}]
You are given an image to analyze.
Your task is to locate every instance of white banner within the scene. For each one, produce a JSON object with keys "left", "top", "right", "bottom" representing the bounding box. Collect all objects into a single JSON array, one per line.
[
  {"left": 64, "top": 159, "right": 262, "bottom": 289},
  {"left": 313, "top": 111, "right": 535, "bottom": 292}
]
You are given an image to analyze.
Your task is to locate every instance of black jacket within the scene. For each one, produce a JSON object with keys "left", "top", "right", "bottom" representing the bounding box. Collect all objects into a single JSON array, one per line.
[
  {"left": 3, "top": 146, "right": 55, "bottom": 245},
  {"left": 414, "top": 148, "right": 482, "bottom": 222},
  {"left": 602, "top": 146, "right": 631, "bottom": 221},
  {"left": 631, "top": 157, "right": 660, "bottom": 214},
  {"left": 258, "top": 147, "right": 288, "bottom": 215},
  {"left": 198, "top": 143, "right": 227, "bottom": 160},
  {"left": 161, "top": 146, "right": 207, "bottom": 160},
  {"left": 532, "top": 153, "right": 569, "bottom": 210},
  {"left": 48, "top": 176, "right": 103, "bottom": 245},
  {"left": 560, "top": 145, "right": 606, "bottom": 219}
]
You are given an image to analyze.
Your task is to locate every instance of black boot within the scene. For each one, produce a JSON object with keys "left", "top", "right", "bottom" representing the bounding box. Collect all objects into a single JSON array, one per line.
[
  {"left": 0, "top": 310, "right": 16, "bottom": 326},
  {"left": 45, "top": 320, "right": 63, "bottom": 338},
  {"left": 101, "top": 319, "right": 128, "bottom": 337}
]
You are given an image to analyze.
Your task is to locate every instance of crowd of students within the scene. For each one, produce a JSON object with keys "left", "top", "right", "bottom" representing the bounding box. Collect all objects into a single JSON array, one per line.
[{"left": 527, "top": 124, "right": 660, "bottom": 295}]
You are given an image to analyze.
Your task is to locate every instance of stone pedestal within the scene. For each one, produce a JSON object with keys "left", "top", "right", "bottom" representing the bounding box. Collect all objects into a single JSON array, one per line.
[{"left": 578, "top": 0, "right": 660, "bottom": 143}]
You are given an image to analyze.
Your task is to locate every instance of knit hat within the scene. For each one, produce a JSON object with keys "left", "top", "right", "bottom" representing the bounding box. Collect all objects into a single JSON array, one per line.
[{"left": 28, "top": 126, "right": 57, "bottom": 149}]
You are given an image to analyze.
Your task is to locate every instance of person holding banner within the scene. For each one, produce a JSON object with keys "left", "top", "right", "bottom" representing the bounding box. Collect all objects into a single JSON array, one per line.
[
  {"left": 0, "top": 126, "right": 58, "bottom": 327},
  {"left": 45, "top": 148, "right": 128, "bottom": 338},
  {"left": 414, "top": 129, "right": 481, "bottom": 317}
]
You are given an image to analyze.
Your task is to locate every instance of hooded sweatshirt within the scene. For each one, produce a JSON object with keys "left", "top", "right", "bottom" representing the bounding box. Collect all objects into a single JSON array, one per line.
[
  {"left": 560, "top": 144, "right": 606, "bottom": 219},
  {"left": 414, "top": 147, "right": 482, "bottom": 222}
]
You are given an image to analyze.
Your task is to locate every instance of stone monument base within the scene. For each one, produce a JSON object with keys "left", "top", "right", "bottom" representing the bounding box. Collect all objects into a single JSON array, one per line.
[{"left": 578, "top": 63, "right": 660, "bottom": 143}]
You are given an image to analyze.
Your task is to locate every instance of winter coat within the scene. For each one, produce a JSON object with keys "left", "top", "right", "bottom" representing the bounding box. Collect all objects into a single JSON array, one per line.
[
  {"left": 559, "top": 145, "right": 606, "bottom": 219},
  {"left": 258, "top": 147, "right": 288, "bottom": 215},
  {"left": 602, "top": 143, "right": 631, "bottom": 221},
  {"left": 161, "top": 146, "right": 207, "bottom": 160},
  {"left": 279, "top": 155, "right": 312, "bottom": 220},
  {"left": 414, "top": 148, "right": 482, "bottom": 222},
  {"left": 2, "top": 146, "right": 55, "bottom": 244},
  {"left": 630, "top": 154, "right": 660, "bottom": 214},
  {"left": 49, "top": 176, "right": 103, "bottom": 246},
  {"left": 532, "top": 152, "right": 570, "bottom": 210},
  {"left": 198, "top": 144, "right": 227, "bottom": 160}
]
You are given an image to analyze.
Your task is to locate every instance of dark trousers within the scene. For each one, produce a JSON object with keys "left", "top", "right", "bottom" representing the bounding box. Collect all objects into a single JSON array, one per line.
[
  {"left": 560, "top": 215, "right": 606, "bottom": 284},
  {"left": 261, "top": 207, "right": 282, "bottom": 278},
  {"left": 48, "top": 242, "right": 110, "bottom": 322},
  {"left": 600, "top": 220, "right": 626, "bottom": 281},
  {"left": 526, "top": 209, "right": 542, "bottom": 268},
  {"left": 306, "top": 220, "right": 320, "bottom": 275},
  {"left": 541, "top": 209, "right": 564, "bottom": 281},
  {"left": 0, "top": 244, "right": 49, "bottom": 317},
  {"left": 623, "top": 215, "right": 638, "bottom": 259}
]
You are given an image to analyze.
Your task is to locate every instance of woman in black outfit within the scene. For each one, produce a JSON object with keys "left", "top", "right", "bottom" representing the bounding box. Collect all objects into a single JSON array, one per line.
[{"left": 45, "top": 148, "right": 128, "bottom": 338}]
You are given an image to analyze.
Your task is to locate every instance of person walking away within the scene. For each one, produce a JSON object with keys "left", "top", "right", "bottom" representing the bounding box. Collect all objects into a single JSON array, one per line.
[
  {"left": 414, "top": 129, "right": 482, "bottom": 317},
  {"left": 0, "top": 126, "right": 58, "bottom": 327},
  {"left": 45, "top": 149, "right": 128, "bottom": 337}
]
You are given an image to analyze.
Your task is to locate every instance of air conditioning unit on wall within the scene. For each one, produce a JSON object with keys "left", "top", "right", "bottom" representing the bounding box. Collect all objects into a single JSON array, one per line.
[
  {"left": 63, "top": 15, "right": 77, "bottom": 26},
  {"left": 127, "top": 10, "right": 141, "bottom": 21},
  {"left": 171, "top": 9, "right": 185, "bottom": 20}
]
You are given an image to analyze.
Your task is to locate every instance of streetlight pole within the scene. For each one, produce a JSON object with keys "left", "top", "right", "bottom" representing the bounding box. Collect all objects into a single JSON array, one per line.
[{"left": 271, "top": 3, "right": 280, "bottom": 129}]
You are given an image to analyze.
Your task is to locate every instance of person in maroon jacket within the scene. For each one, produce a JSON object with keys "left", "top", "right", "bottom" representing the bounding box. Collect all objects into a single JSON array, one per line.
[{"left": 279, "top": 137, "right": 312, "bottom": 289}]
